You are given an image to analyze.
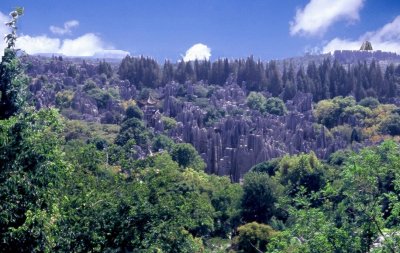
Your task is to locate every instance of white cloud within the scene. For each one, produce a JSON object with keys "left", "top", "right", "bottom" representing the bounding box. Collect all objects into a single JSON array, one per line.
[
  {"left": 58, "top": 33, "right": 104, "bottom": 56},
  {"left": 50, "top": 20, "right": 79, "bottom": 35},
  {"left": 323, "top": 16, "right": 400, "bottom": 54},
  {"left": 16, "top": 35, "right": 61, "bottom": 55},
  {"left": 290, "top": 0, "right": 365, "bottom": 36},
  {"left": 14, "top": 33, "right": 129, "bottom": 58},
  {"left": 0, "top": 12, "right": 129, "bottom": 59},
  {"left": 183, "top": 43, "right": 211, "bottom": 62}
]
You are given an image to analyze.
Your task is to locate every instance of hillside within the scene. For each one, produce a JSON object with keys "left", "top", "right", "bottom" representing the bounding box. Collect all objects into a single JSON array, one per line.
[
  {"left": 20, "top": 52, "right": 400, "bottom": 181},
  {"left": 2, "top": 5, "right": 400, "bottom": 251}
]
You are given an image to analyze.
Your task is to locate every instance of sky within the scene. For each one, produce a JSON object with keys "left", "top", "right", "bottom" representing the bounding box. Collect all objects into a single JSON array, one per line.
[{"left": 0, "top": 0, "right": 400, "bottom": 62}]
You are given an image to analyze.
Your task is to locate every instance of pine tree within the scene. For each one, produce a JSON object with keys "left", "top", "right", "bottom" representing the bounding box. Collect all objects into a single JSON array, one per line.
[{"left": 266, "top": 61, "right": 283, "bottom": 96}]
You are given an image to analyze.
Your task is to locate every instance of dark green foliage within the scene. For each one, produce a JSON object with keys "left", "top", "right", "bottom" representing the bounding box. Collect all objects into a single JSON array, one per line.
[
  {"left": 118, "top": 56, "right": 160, "bottom": 89},
  {"left": 90, "top": 89, "right": 112, "bottom": 109},
  {"left": 327, "top": 149, "right": 353, "bottom": 166},
  {"left": 0, "top": 109, "right": 67, "bottom": 252},
  {"left": 359, "top": 96, "right": 380, "bottom": 109},
  {"left": 171, "top": 143, "right": 206, "bottom": 171},
  {"left": 264, "top": 97, "right": 287, "bottom": 116},
  {"left": 379, "top": 114, "right": 400, "bottom": 136},
  {"left": 67, "top": 64, "right": 78, "bottom": 78},
  {"left": 207, "top": 176, "right": 243, "bottom": 238},
  {"left": 115, "top": 117, "right": 149, "bottom": 147},
  {"left": 266, "top": 61, "right": 283, "bottom": 96},
  {"left": 152, "top": 134, "right": 174, "bottom": 152},
  {"left": 282, "top": 80, "right": 297, "bottom": 101},
  {"left": 241, "top": 172, "right": 280, "bottom": 223},
  {"left": 250, "top": 158, "right": 281, "bottom": 176},
  {"left": 97, "top": 60, "right": 112, "bottom": 78},
  {"left": 113, "top": 53, "right": 399, "bottom": 103},
  {"left": 203, "top": 107, "right": 225, "bottom": 126},
  {"left": 125, "top": 105, "right": 143, "bottom": 120},
  {"left": 0, "top": 49, "right": 28, "bottom": 119}
]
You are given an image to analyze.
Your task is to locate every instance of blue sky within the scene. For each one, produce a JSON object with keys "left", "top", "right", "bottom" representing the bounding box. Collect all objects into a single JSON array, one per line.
[{"left": 1, "top": 0, "right": 400, "bottom": 61}]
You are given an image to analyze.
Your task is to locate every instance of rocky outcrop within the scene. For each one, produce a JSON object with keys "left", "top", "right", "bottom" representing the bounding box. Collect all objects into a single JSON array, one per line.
[
  {"left": 360, "top": 41, "right": 373, "bottom": 51},
  {"left": 152, "top": 84, "right": 350, "bottom": 182}
]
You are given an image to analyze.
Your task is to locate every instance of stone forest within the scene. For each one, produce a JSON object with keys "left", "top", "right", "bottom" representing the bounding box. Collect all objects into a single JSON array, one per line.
[{"left": 2, "top": 5, "right": 400, "bottom": 253}]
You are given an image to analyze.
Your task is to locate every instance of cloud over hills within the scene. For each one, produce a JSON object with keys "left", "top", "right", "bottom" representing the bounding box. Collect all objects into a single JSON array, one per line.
[
  {"left": 0, "top": 13, "right": 129, "bottom": 59},
  {"left": 183, "top": 43, "right": 211, "bottom": 62},
  {"left": 290, "top": 0, "right": 365, "bottom": 36},
  {"left": 323, "top": 16, "right": 400, "bottom": 54}
]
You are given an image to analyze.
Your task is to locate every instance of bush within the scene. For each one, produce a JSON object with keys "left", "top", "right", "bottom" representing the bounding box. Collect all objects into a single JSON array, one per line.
[
  {"left": 171, "top": 143, "right": 205, "bottom": 171},
  {"left": 55, "top": 90, "right": 74, "bottom": 109},
  {"left": 152, "top": 134, "right": 175, "bottom": 152},
  {"left": 264, "top": 97, "right": 287, "bottom": 116},
  {"left": 379, "top": 114, "right": 400, "bottom": 136},
  {"left": 328, "top": 149, "right": 353, "bottom": 166},
  {"left": 314, "top": 96, "right": 356, "bottom": 128},
  {"left": 278, "top": 152, "right": 325, "bottom": 197},
  {"left": 83, "top": 79, "right": 97, "bottom": 91},
  {"left": 359, "top": 97, "right": 380, "bottom": 109},
  {"left": 250, "top": 158, "right": 281, "bottom": 176},
  {"left": 241, "top": 172, "right": 281, "bottom": 223},
  {"left": 125, "top": 105, "right": 143, "bottom": 120},
  {"left": 232, "top": 222, "right": 277, "bottom": 253},
  {"left": 246, "top": 92, "right": 266, "bottom": 112},
  {"left": 161, "top": 116, "right": 177, "bottom": 130},
  {"left": 86, "top": 88, "right": 113, "bottom": 109},
  {"left": 203, "top": 108, "right": 225, "bottom": 126}
]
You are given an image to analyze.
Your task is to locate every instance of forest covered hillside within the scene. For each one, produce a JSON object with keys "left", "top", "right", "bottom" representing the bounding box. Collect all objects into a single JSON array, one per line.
[
  {"left": 1, "top": 5, "right": 400, "bottom": 253},
  {"left": 20, "top": 49, "right": 400, "bottom": 181}
]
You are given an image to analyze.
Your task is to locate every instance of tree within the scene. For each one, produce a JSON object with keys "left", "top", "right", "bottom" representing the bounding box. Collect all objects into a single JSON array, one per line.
[
  {"left": 314, "top": 96, "right": 356, "bottom": 128},
  {"left": 152, "top": 134, "right": 174, "bottom": 152},
  {"left": 125, "top": 105, "right": 143, "bottom": 120},
  {"left": 171, "top": 143, "right": 205, "bottom": 171},
  {"left": 0, "top": 8, "right": 27, "bottom": 120},
  {"left": 266, "top": 61, "right": 283, "bottom": 96},
  {"left": 115, "top": 117, "right": 149, "bottom": 148},
  {"left": 277, "top": 152, "right": 325, "bottom": 198},
  {"left": 264, "top": 97, "right": 287, "bottom": 116},
  {"left": 250, "top": 158, "right": 281, "bottom": 176},
  {"left": 246, "top": 91, "right": 266, "bottom": 112},
  {"left": 241, "top": 172, "right": 281, "bottom": 223},
  {"left": 0, "top": 109, "right": 68, "bottom": 252},
  {"left": 97, "top": 60, "right": 112, "bottom": 78},
  {"left": 233, "top": 222, "right": 277, "bottom": 253},
  {"left": 359, "top": 97, "right": 380, "bottom": 109},
  {"left": 379, "top": 114, "right": 400, "bottom": 136}
]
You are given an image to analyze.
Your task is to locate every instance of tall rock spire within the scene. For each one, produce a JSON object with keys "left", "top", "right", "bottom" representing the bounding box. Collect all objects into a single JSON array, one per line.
[{"left": 360, "top": 41, "right": 373, "bottom": 51}]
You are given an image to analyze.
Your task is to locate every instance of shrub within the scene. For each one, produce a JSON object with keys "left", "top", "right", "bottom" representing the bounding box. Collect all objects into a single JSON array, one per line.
[
  {"left": 264, "top": 97, "right": 287, "bottom": 116},
  {"left": 171, "top": 143, "right": 205, "bottom": 171},
  {"left": 358, "top": 97, "right": 380, "bottom": 109},
  {"left": 246, "top": 92, "right": 266, "bottom": 111},
  {"left": 125, "top": 105, "right": 143, "bottom": 120},
  {"left": 161, "top": 116, "right": 177, "bottom": 130},
  {"left": 379, "top": 114, "right": 400, "bottom": 136},
  {"left": 232, "top": 222, "right": 277, "bottom": 253}
]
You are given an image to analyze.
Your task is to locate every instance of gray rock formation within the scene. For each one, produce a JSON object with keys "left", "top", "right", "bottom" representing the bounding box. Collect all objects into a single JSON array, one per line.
[
  {"left": 151, "top": 84, "right": 350, "bottom": 182},
  {"left": 360, "top": 41, "right": 373, "bottom": 51}
]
